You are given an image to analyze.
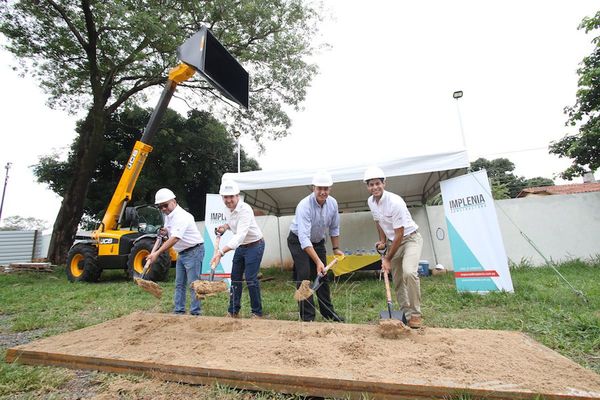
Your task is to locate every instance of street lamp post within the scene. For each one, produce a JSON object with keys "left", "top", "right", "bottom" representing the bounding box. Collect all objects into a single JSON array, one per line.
[
  {"left": 233, "top": 131, "right": 241, "bottom": 173},
  {"left": 453, "top": 90, "right": 467, "bottom": 149},
  {"left": 0, "top": 162, "right": 12, "bottom": 221}
]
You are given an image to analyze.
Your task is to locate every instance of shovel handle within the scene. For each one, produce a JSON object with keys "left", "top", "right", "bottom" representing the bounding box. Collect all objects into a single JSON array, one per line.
[
  {"left": 141, "top": 235, "right": 163, "bottom": 279},
  {"left": 209, "top": 233, "right": 223, "bottom": 281},
  {"left": 383, "top": 270, "right": 394, "bottom": 319},
  {"left": 310, "top": 256, "right": 342, "bottom": 291},
  {"left": 383, "top": 270, "right": 393, "bottom": 304}
]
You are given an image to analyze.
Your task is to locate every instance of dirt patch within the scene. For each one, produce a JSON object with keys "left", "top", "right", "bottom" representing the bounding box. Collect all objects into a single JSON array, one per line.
[
  {"left": 377, "top": 319, "right": 411, "bottom": 338},
  {"left": 0, "top": 314, "right": 46, "bottom": 349},
  {"left": 6, "top": 312, "right": 600, "bottom": 398}
]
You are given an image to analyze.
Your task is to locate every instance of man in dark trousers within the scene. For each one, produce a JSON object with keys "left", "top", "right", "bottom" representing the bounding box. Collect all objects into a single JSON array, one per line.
[{"left": 287, "top": 171, "right": 345, "bottom": 322}]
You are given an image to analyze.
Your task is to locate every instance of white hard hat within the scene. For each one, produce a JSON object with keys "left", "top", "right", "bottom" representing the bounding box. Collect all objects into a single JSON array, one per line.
[
  {"left": 155, "top": 188, "right": 176, "bottom": 204},
  {"left": 219, "top": 179, "right": 240, "bottom": 195},
  {"left": 363, "top": 166, "right": 386, "bottom": 183},
  {"left": 312, "top": 170, "right": 333, "bottom": 187}
]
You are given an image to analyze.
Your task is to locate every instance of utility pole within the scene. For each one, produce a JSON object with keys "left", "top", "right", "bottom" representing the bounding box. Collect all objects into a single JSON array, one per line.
[
  {"left": 233, "top": 131, "right": 241, "bottom": 173},
  {"left": 0, "top": 162, "right": 12, "bottom": 221}
]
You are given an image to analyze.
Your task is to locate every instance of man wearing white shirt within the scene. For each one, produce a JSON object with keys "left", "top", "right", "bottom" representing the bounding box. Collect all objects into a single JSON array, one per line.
[
  {"left": 148, "top": 188, "right": 204, "bottom": 316},
  {"left": 363, "top": 167, "right": 424, "bottom": 329},
  {"left": 287, "top": 171, "right": 345, "bottom": 322},
  {"left": 212, "top": 179, "right": 265, "bottom": 318}
]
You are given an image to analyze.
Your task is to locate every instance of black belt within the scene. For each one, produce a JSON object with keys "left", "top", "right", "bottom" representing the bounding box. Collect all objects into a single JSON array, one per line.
[
  {"left": 239, "top": 238, "right": 264, "bottom": 248},
  {"left": 179, "top": 243, "right": 202, "bottom": 254}
]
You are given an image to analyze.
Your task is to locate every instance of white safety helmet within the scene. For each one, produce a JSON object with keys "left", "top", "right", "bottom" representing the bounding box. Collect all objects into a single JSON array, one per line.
[
  {"left": 219, "top": 179, "right": 240, "bottom": 195},
  {"left": 312, "top": 170, "right": 333, "bottom": 187},
  {"left": 155, "top": 188, "right": 176, "bottom": 204},
  {"left": 363, "top": 166, "right": 386, "bottom": 183}
]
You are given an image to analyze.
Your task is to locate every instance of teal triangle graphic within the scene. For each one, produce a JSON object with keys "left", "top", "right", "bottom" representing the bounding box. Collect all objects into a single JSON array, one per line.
[
  {"left": 446, "top": 218, "right": 483, "bottom": 271},
  {"left": 446, "top": 218, "right": 499, "bottom": 292}
]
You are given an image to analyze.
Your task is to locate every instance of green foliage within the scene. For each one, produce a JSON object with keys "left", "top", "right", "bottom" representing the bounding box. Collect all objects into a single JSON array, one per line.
[
  {"left": 550, "top": 11, "right": 600, "bottom": 179},
  {"left": 0, "top": 215, "right": 48, "bottom": 231},
  {"left": 0, "top": 0, "right": 324, "bottom": 142},
  {"left": 427, "top": 193, "right": 443, "bottom": 206},
  {"left": 0, "top": 357, "right": 71, "bottom": 396},
  {"left": 33, "top": 106, "right": 259, "bottom": 220},
  {"left": 0, "top": 0, "right": 326, "bottom": 262},
  {"left": 469, "top": 157, "right": 554, "bottom": 198}
]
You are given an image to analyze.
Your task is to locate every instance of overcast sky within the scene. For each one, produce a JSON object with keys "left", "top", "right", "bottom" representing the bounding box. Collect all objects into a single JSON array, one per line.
[{"left": 0, "top": 0, "right": 598, "bottom": 229}]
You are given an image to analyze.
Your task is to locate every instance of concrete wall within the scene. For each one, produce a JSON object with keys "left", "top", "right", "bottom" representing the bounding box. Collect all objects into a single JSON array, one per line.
[{"left": 255, "top": 192, "right": 600, "bottom": 269}]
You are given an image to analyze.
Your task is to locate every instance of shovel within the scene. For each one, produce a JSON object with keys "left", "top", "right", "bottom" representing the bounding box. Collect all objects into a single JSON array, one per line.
[
  {"left": 294, "top": 256, "right": 341, "bottom": 301},
  {"left": 134, "top": 235, "right": 163, "bottom": 299},
  {"left": 209, "top": 232, "right": 222, "bottom": 281},
  {"left": 190, "top": 231, "right": 228, "bottom": 299},
  {"left": 377, "top": 247, "right": 406, "bottom": 322}
]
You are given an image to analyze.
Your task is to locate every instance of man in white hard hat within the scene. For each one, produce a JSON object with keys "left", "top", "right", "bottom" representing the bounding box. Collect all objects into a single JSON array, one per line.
[
  {"left": 287, "top": 171, "right": 345, "bottom": 322},
  {"left": 148, "top": 188, "right": 204, "bottom": 316},
  {"left": 363, "top": 167, "right": 424, "bottom": 329},
  {"left": 211, "top": 179, "right": 265, "bottom": 318}
]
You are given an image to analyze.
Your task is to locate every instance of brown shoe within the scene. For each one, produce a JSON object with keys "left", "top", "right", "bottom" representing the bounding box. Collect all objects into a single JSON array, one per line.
[
  {"left": 226, "top": 312, "right": 239, "bottom": 318},
  {"left": 250, "top": 313, "right": 263, "bottom": 319},
  {"left": 408, "top": 315, "right": 422, "bottom": 329}
]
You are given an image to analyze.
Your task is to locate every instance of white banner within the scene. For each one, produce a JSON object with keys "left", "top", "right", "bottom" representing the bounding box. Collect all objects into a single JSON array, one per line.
[
  {"left": 202, "top": 194, "right": 233, "bottom": 285},
  {"left": 440, "top": 170, "right": 513, "bottom": 293}
]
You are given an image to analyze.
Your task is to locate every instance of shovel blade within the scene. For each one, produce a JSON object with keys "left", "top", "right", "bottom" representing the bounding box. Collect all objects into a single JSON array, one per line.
[
  {"left": 379, "top": 310, "right": 406, "bottom": 323},
  {"left": 310, "top": 275, "right": 324, "bottom": 293}
]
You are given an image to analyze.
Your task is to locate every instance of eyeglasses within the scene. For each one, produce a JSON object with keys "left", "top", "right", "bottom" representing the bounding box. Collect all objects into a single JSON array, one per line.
[{"left": 157, "top": 202, "right": 170, "bottom": 210}]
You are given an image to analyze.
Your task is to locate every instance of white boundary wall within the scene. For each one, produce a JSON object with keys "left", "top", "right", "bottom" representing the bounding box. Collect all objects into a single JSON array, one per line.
[{"left": 255, "top": 192, "right": 600, "bottom": 269}]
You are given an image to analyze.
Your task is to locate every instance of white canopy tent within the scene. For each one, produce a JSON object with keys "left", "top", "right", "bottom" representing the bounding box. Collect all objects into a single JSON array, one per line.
[{"left": 222, "top": 150, "right": 469, "bottom": 215}]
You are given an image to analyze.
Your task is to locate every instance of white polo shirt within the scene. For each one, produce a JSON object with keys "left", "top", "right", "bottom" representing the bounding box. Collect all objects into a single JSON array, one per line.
[
  {"left": 225, "top": 200, "right": 263, "bottom": 250},
  {"left": 164, "top": 205, "right": 204, "bottom": 252},
  {"left": 367, "top": 190, "right": 418, "bottom": 241}
]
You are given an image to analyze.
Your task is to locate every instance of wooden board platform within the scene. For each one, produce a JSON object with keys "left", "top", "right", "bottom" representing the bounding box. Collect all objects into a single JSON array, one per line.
[{"left": 6, "top": 312, "right": 600, "bottom": 399}]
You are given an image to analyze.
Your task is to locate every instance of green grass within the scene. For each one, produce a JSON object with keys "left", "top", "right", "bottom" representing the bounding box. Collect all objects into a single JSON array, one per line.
[{"left": 1, "top": 259, "right": 599, "bottom": 398}]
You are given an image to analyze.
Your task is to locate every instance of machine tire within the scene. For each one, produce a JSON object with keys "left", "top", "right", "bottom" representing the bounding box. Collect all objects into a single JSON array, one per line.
[
  {"left": 66, "top": 244, "right": 102, "bottom": 282},
  {"left": 127, "top": 238, "right": 170, "bottom": 282}
]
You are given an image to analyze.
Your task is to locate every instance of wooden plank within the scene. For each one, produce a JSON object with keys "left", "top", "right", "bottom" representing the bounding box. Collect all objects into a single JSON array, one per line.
[{"left": 7, "top": 348, "right": 585, "bottom": 400}]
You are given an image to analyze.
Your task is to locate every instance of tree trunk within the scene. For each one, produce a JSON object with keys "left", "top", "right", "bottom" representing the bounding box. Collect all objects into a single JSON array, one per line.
[{"left": 47, "top": 108, "right": 106, "bottom": 264}]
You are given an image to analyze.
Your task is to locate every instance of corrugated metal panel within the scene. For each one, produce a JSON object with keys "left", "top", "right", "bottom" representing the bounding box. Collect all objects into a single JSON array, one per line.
[{"left": 0, "top": 230, "right": 42, "bottom": 265}]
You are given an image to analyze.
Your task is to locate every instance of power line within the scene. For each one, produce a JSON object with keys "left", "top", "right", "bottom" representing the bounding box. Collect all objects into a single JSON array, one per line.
[{"left": 480, "top": 146, "right": 549, "bottom": 157}]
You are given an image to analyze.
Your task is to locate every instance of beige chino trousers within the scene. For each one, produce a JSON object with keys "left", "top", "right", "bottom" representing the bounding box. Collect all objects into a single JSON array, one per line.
[{"left": 389, "top": 231, "right": 423, "bottom": 319}]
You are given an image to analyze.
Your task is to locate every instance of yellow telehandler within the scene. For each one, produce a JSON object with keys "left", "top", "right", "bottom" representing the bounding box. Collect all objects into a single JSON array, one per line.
[{"left": 66, "top": 27, "right": 248, "bottom": 282}]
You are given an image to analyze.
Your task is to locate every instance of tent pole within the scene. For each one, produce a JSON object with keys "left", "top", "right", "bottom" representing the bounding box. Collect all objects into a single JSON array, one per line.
[
  {"left": 277, "top": 215, "right": 284, "bottom": 271},
  {"left": 423, "top": 205, "right": 439, "bottom": 265}
]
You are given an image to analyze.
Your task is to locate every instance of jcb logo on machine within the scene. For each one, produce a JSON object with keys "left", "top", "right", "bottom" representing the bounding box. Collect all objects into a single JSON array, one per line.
[
  {"left": 100, "top": 238, "right": 118, "bottom": 245},
  {"left": 127, "top": 149, "right": 139, "bottom": 169}
]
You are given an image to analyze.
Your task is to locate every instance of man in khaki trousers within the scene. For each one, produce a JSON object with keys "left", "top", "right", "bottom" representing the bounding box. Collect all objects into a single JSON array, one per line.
[{"left": 363, "top": 166, "right": 424, "bottom": 328}]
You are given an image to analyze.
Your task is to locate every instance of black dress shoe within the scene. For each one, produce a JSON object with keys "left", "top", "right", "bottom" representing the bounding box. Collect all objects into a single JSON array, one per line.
[{"left": 324, "top": 313, "right": 345, "bottom": 323}]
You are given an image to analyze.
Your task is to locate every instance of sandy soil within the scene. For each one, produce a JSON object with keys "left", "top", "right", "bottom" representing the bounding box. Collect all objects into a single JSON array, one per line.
[{"left": 8, "top": 311, "right": 600, "bottom": 398}]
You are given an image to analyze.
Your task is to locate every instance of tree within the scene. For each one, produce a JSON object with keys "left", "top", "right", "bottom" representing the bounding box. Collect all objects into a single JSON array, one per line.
[
  {"left": 469, "top": 157, "right": 554, "bottom": 198},
  {"left": 33, "top": 106, "right": 259, "bottom": 222},
  {"left": 0, "top": 216, "right": 48, "bottom": 231},
  {"left": 0, "top": 1, "right": 323, "bottom": 263},
  {"left": 550, "top": 11, "right": 600, "bottom": 180}
]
